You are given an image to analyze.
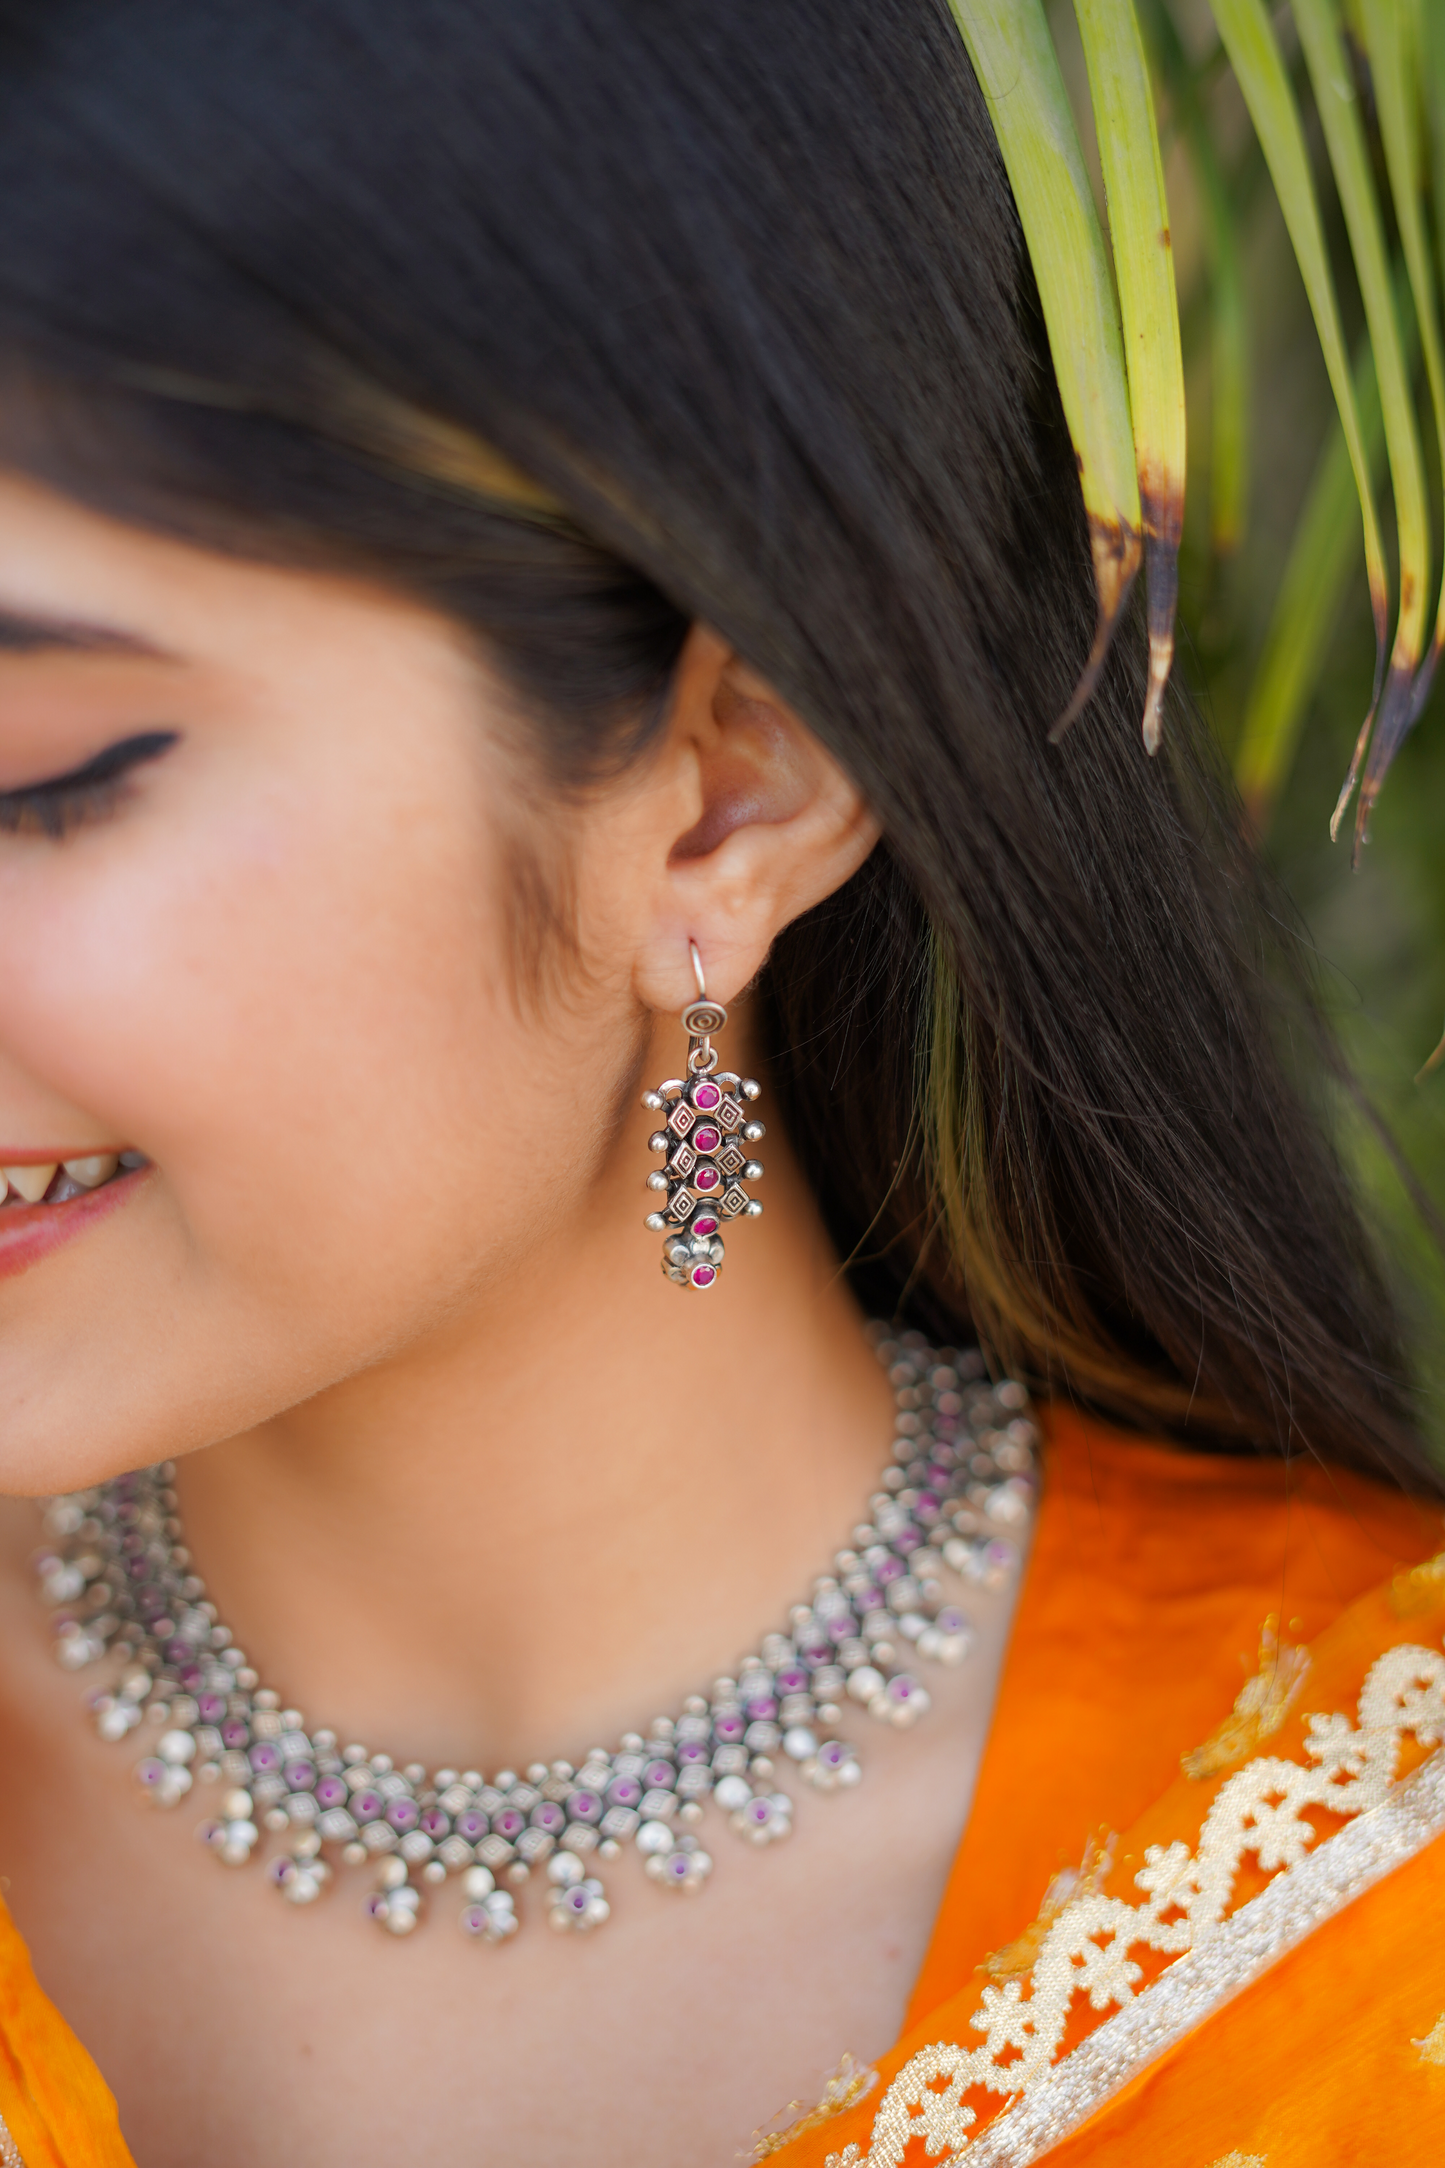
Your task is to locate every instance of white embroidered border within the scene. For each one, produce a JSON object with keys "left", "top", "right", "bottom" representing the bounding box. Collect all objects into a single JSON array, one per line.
[
  {"left": 828, "top": 1646, "right": 1445, "bottom": 2167},
  {"left": 0, "top": 2109, "right": 24, "bottom": 2168},
  {"left": 963, "top": 1743, "right": 1445, "bottom": 2165}
]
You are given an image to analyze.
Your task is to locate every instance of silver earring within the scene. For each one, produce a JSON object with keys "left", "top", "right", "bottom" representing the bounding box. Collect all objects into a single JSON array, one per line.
[{"left": 641, "top": 942, "right": 764, "bottom": 1289}]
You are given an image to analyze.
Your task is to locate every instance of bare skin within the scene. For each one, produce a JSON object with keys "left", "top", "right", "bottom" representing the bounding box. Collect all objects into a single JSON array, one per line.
[{"left": 0, "top": 471, "right": 1024, "bottom": 2165}]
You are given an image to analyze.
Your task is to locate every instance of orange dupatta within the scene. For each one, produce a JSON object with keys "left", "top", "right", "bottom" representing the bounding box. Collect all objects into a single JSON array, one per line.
[
  {"left": 0, "top": 1895, "right": 130, "bottom": 2168},
  {"left": 764, "top": 1409, "right": 1445, "bottom": 2166}
]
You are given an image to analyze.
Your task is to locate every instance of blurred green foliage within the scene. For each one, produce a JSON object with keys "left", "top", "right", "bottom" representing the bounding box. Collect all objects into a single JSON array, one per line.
[{"left": 1150, "top": 0, "right": 1445, "bottom": 1447}]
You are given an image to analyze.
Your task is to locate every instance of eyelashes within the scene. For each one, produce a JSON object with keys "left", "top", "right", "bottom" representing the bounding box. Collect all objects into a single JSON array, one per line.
[{"left": 0, "top": 730, "right": 178, "bottom": 839}]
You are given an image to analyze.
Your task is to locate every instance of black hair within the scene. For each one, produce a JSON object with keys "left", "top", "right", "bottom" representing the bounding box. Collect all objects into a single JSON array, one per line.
[{"left": 0, "top": 0, "right": 1432, "bottom": 1486}]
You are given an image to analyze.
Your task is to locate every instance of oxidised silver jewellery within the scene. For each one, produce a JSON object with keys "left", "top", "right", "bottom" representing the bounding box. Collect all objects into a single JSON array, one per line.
[
  {"left": 35, "top": 1330, "right": 1036, "bottom": 1942},
  {"left": 642, "top": 941, "right": 763, "bottom": 1289}
]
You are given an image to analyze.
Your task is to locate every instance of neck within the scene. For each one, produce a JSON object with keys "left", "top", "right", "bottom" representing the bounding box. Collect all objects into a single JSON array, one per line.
[{"left": 173, "top": 1012, "right": 895, "bottom": 1772}]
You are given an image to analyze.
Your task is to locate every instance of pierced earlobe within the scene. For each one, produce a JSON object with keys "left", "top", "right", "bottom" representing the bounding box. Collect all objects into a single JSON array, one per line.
[{"left": 640, "top": 941, "right": 764, "bottom": 1289}]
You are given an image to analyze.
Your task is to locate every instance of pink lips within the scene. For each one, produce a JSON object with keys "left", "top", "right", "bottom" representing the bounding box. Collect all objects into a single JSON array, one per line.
[{"left": 0, "top": 1164, "right": 148, "bottom": 1282}]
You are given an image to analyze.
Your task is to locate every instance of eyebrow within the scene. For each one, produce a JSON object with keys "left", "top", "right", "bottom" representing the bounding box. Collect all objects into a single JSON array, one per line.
[{"left": 0, "top": 607, "right": 172, "bottom": 658}]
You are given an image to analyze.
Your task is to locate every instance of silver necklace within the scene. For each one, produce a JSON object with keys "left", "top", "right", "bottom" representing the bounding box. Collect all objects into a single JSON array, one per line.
[{"left": 36, "top": 1329, "right": 1035, "bottom": 1941}]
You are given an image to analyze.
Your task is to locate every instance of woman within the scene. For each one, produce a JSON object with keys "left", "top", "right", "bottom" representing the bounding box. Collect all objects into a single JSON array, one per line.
[{"left": 0, "top": 2, "right": 1440, "bottom": 2162}]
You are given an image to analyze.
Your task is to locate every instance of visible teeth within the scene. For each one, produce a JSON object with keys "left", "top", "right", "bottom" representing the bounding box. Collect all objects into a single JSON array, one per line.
[
  {"left": 62, "top": 1154, "right": 119, "bottom": 1189},
  {"left": 2, "top": 1164, "right": 57, "bottom": 1204},
  {"left": 0, "top": 1149, "right": 136, "bottom": 1207}
]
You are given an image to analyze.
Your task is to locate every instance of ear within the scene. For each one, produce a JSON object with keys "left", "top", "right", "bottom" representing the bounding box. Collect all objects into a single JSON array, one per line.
[{"left": 629, "top": 625, "right": 880, "bottom": 1014}]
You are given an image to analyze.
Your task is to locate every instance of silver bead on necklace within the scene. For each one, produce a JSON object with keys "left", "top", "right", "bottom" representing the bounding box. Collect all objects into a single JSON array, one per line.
[{"left": 35, "top": 1328, "right": 1035, "bottom": 1941}]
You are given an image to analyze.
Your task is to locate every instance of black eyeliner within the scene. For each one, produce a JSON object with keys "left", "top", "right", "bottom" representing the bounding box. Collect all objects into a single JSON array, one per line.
[
  {"left": 0, "top": 730, "right": 179, "bottom": 838},
  {"left": 0, "top": 730, "right": 180, "bottom": 800}
]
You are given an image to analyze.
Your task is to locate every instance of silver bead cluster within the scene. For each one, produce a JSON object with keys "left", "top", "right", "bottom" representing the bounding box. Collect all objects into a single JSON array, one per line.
[
  {"left": 641, "top": 1066, "right": 765, "bottom": 1289},
  {"left": 35, "top": 1328, "right": 1035, "bottom": 1942}
]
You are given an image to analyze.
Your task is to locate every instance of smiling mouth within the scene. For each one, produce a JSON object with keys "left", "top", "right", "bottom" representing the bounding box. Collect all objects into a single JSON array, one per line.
[{"left": 0, "top": 1150, "right": 148, "bottom": 1207}]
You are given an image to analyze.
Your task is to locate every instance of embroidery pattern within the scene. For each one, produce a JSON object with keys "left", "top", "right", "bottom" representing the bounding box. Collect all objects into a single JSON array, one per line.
[
  {"left": 1413, "top": 2014, "right": 1445, "bottom": 2068},
  {"left": 1391, "top": 1555, "right": 1445, "bottom": 1618},
  {"left": 981, "top": 1832, "right": 1115, "bottom": 1983},
  {"left": 826, "top": 1639, "right": 1445, "bottom": 2167},
  {"left": 750, "top": 2056, "right": 878, "bottom": 2160},
  {"left": 0, "top": 2110, "right": 24, "bottom": 2168},
  {"left": 1180, "top": 1618, "right": 1309, "bottom": 1780}
]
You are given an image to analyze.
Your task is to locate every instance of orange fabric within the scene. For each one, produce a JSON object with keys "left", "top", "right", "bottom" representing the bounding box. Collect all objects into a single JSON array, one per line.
[
  {"left": 908, "top": 1406, "right": 1440, "bottom": 2024},
  {"left": 0, "top": 1893, "right": 131, "bottom": 2168},
  {"left": 772, "top": 1410, "right": 1445, "bottom": 2165}
]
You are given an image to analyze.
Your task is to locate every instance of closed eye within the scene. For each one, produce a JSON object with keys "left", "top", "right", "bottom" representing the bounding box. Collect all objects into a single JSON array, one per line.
[{"left": 0, "top": 730, "right": 178, "bottom": 838}]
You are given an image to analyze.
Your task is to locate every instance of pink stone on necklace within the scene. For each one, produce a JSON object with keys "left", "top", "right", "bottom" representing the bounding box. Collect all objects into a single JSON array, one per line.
[{"left": 35, "top": 1329, "right": 1035, "bottom": 1941}]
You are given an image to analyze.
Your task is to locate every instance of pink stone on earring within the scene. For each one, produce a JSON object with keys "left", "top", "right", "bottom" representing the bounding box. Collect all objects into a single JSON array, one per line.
[{"left": 640, "top": 943, "right": 765, "bottom": 1287}]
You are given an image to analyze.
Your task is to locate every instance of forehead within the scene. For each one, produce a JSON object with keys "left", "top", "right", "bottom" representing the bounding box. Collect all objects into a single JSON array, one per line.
[
  {"left": 0, "top": 467, "right": 449, "bottom": 678},
  {"left": 0, "top": 469, "right": 230, "bottom": 663}
]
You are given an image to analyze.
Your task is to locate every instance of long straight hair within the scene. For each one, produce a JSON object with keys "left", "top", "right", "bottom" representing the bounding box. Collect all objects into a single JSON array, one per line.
[{"left": 0, "top": 0, "right": 1431, "bottom": 1486}]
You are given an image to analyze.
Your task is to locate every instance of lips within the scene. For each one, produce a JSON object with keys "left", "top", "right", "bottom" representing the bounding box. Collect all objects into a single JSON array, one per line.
[{"left": 0, "top": 1151, "right": 149, "bottom": 1281}]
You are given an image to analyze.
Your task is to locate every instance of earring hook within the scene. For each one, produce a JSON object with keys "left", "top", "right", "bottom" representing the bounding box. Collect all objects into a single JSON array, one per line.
[{"left": 679, "top": 939, "right": 727, "bottom": 1062}]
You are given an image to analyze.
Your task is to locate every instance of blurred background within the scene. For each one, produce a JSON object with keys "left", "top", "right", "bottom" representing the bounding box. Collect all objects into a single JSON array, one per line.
[{"left": 1048, "top": 0, "right": 1445, "bottom": 1456}]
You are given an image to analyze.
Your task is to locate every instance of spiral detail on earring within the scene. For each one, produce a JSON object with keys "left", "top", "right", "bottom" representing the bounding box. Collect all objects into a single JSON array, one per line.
[{"left": 640, "top": 943, "right": 764, "bottom": 1288}]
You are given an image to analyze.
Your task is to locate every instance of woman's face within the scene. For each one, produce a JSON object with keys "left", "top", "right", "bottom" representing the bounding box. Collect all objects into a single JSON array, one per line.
[{"left": 0, "top": 469, "right": 671, "bottom": 1493}]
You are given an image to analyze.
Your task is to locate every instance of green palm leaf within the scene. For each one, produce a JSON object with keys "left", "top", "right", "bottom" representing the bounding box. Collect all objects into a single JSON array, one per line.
[
  {"left": 1360, "top": 0, "right": 1445, "bottom": 739},
  {"left": 948, "top": 0, "right": 1143, "bottom": 731},
  {"left": 1431, "top": 1, "right": 1445, "bottom": 329},
  {"left": 1292, "top": 0, "right": 1429, "bottom": 852},
  {"left": 1207, "top": 0, "right": 1391, "bottom": 747},
  {"left": 957, "top": 0, "right": 1441, "bottom": 850},
  {"left": 1073, "top": 0, "right": 1188, "bottom": 751},
  {"left": 1138, "top": 0, "right": 1248, "bottom": 557},
  {"left": 1235, "top": 332, "right": 1385, "bottom": 829}
]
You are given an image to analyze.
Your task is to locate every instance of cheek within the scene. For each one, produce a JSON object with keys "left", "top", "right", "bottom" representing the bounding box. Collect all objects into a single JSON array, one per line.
[{"left": 0, "top": 777, "right": 546, "bottom": 1331}]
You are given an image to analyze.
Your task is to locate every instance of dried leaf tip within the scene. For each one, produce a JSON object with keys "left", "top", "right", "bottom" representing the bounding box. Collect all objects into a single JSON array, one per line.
[{"left": 1051, "top": 516, "right": 1143, "bottom": 743}]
